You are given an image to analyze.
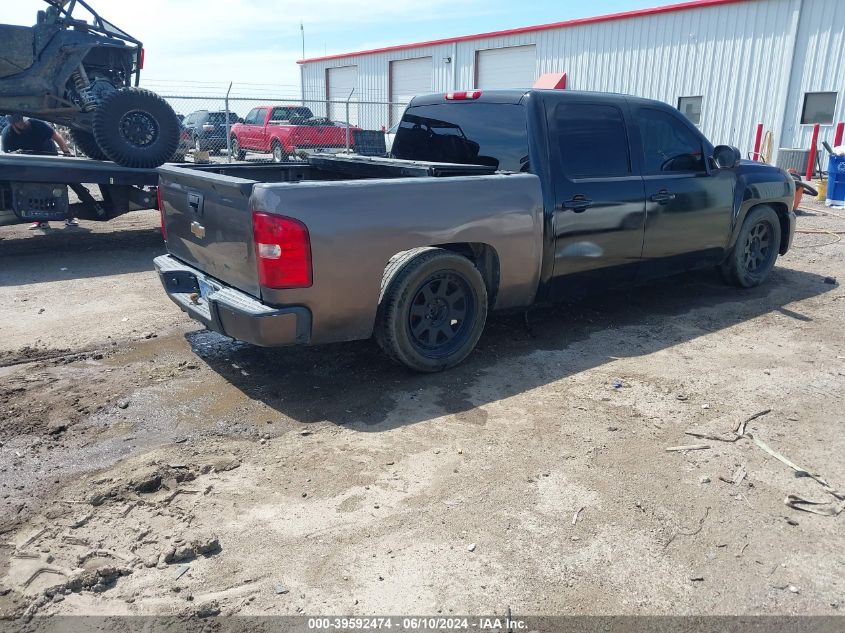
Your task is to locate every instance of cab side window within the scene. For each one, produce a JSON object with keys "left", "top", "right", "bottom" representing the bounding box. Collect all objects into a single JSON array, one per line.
[
  {"left": 243, "top": 108, "right": 259, "bottom": 125},
  {"left": 637, "top": 108, "right": 706, "bottom": 174},
  {"left": 552, "top": 103, "right": 631, "bottom": 179}
]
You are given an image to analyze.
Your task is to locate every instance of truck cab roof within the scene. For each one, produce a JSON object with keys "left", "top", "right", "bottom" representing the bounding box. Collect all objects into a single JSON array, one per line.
[{"left": 409, "top": 89, "right": 635, "bottom": 108}]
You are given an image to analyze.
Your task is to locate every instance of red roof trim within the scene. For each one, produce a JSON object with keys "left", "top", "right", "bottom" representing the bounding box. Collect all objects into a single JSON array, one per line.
[{"left": 297, "top": 0, "right": 750, "bottom": 64}]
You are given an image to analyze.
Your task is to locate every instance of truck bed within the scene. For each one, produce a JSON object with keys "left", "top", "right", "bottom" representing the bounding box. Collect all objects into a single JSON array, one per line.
[
  {"left": 168, "top": 154, "right": 498, "bottom": 183},
  {"left": 157, "top": 155, "right": 544, "bottom": 344}
]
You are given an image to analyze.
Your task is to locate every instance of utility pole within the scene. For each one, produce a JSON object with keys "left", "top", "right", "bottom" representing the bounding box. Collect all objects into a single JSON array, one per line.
[{"left": 300, "top": 22, "right": 305, "bottom": 60}]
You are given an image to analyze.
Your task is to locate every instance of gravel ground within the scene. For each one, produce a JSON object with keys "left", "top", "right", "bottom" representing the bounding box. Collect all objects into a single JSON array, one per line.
[{"left": 0, "top": 203, "right": 843, "bottom": 621}]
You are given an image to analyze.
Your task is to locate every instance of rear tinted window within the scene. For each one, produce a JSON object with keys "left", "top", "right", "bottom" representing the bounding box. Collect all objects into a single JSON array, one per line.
[
  {"left": 207, "top": 112, "right": 238, "bottom": 124},
  {"left": 552, "top": 103, "right": 631, "bottom": 178},
  {"left": 270, "top": 107, "right": 314, "bottom": 121},
  {"left": 392, "top": 103, "right": 528, "bottom": 172}
]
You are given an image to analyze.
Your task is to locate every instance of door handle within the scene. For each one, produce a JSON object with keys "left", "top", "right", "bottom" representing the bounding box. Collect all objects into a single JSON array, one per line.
[
  {"left": 187, "top": 192, "right": 204, "bottom": 216},
  {"left": 563, "top": 195, "right": 594, "bottom": 213},
  {"left": 650, "top": 189, "right": 676, "bottom": 204}
]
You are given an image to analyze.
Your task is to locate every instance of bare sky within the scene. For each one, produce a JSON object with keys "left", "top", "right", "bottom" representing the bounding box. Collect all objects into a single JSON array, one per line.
[{"left": 4, "top": 0, "right": 666, "bottom": 97}]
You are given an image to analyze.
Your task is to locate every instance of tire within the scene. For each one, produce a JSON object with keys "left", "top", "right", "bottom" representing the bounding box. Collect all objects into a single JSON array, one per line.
[
  {"left": 375, "top": 248, "right": 488, "bottom": 372},
  {"left": 271, "top": 140, "right": 286, "bottom": 163},
  {"left": 721, "top": 205, "right": 782, "bottom": 288},
  {"left": 93, "top": 87, "right": 180, "bottom": 168},
  {"left": 231, "top": 136, "right": 246, "bottom": 161},
  {"left": 70, "top": 129, "right": 108, "bottom": 161}
]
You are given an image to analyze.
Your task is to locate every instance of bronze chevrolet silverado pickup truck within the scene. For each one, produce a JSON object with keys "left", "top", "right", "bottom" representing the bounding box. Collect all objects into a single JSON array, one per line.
[{"left": 155, "top": 89, "right": 796, "bottom": 372}]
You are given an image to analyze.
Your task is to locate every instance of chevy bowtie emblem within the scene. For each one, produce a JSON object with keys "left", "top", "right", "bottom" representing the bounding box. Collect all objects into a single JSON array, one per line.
[{"left": 191, "top": 221, "right": 206, "bottom": 239}]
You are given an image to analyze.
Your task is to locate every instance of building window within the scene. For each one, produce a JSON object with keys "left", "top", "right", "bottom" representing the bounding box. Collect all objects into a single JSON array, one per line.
[
  {"left": 801, "top": 92, "right": 837, "bottom": 125},
  {"left": 677, "top": 96, "right": 703, "bottom": 125}
]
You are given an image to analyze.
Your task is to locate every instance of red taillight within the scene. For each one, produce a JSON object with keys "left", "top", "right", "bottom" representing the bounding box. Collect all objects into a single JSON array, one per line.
[
  {"left": 139, "top": 48, "right": 145, "bottom": 70},
  {"left": 157, "top": 187, "right": 166, "bottom": 241},
  {"left": 180, "top": 130, "right": 189, "bottom": 140},
  {"left": 252, "top": 212, "right": 312, "bottom": 288},
  {"left": 445, "top": 90, "right": 482, "bottom": 100}
]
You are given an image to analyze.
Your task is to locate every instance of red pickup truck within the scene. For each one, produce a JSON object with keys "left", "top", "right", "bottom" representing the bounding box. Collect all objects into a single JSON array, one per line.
[{"left": 230, "top": 105, "right": 357, "bottom": 162}]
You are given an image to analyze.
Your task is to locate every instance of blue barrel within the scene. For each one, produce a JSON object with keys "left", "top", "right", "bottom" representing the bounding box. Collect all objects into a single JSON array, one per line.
[{"left": 828, "top": 155, "right": 845, "bottom": 206}]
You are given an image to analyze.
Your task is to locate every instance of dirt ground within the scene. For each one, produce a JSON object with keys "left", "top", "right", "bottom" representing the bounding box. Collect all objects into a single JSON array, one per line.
[{"left": 0, "top": 203, "right": 843, "bottom": 622}]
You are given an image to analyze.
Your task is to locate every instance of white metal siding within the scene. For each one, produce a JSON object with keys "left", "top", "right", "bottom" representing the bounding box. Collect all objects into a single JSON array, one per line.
[
  {"left": 301, "top": 0, "right": 843, "bottom": 162},
  {"left": 327, "top": 65, "right": 358, "bottom": 125},
  {"left": 390, "top": 57, "right": 433, "bottom": 124},
  {"left": 476, "top": 45, "right": 537, "bottom": 90},
  {"left": 780, "top": 0, "right": 845, "bottom": 152}
]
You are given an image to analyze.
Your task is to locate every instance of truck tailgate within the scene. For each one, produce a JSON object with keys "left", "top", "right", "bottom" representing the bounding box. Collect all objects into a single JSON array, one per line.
[{"left": 158, "top": 165, "right": 260, "bottom": 298}]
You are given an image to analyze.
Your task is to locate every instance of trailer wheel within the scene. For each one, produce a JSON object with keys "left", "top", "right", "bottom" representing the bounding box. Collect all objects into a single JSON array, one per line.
[
  {"left": 93, "top": 88, "right": 180, "bottom": 168},
  {"left": 375, "top": 248, "right": 488, "bottom": 372},
  {"left": 70, "top": 129, "right": 108, "bottom": 161},
  {"left": 721, "top": 205, "right": 782, "bottom": 288}
]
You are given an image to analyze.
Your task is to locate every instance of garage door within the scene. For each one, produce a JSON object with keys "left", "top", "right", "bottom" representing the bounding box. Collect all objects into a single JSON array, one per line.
[
  {"left": 476, "top": 45, "right": 537, "bottom": 90},
  {"left": 390, "top": 57, "right": 432, "bottom": 124},
  {"left": 327, "top": 65, "right": 358, "bottom": 125}
]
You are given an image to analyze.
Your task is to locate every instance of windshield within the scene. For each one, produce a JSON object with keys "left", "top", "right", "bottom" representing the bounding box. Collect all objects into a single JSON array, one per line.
[{"left": 391, "top": 103, "right": 529, "bottom": 172}]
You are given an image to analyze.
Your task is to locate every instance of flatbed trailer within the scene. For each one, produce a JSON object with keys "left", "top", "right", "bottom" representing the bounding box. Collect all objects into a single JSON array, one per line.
[{"left": 0, "top": 153, "right": 158, "bottom": 226}]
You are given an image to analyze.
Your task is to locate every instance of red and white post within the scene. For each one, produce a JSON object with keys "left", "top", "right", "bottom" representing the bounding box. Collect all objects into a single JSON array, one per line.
[
  {"left": 834, "top": 122, "right": 844, "bottom": 148},
  {"left": 751, "top": 123, "right": 764, "bottom": 162},
  {"left": 805, "top": 123, "right": 820, "bottom": 180}
]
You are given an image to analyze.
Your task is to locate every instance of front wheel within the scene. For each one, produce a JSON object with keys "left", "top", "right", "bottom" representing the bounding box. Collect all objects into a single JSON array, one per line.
[
  {"left": 231, "top": 136, "right": 246, "bottom": 161},
  {"left": 720, "top": 205, "right": 782, "bottom": 288},
  {"left": 271, "top": 140, "right": 287, "bottom": 163},
  {"left": 375, "top": 248, "right": 488, "bottom": 372},
  {"left": 93, "top": 87, "right": 180, "bottom": 168}
]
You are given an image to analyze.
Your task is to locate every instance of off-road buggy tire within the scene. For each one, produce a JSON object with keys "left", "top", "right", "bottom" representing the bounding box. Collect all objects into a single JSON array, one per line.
[
  {"left": 93, "top": 88, "right": 180, "bottom": 168},
  {"left": 69, "top": 129, "right": 108, "bottom": 161}
]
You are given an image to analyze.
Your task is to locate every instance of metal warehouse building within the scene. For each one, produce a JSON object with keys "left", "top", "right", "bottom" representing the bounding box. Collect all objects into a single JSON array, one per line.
[{"left": 298, "top": 0, "right": 845, "bottom": 161}]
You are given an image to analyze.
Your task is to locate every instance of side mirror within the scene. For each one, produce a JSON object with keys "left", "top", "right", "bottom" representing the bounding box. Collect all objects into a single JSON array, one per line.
[
  {"left": 237, "top": 118, "right": 244, "bottom": 124},
  {"left": 713, "top": 145, "right": 741, "bottom": 169}
]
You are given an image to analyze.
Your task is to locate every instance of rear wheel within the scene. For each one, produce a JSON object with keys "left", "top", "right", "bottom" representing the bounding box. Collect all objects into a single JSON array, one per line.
[
  {"left": 93, "top": 87, "right": 180, "bottom": 168},
  {"left": 70, "top": 129, "right": 108, "bottom": 161},
  {"left": 721, "top": 205, "right": 781, "bottom": 288},
  {"left": 271, "top": 140, "right": 287, "bottom": 163},
  {"left": 375, "top": 248, "right": 488, "bottom": 372},
  {"left": 231, "top": 136, "right": 246, "bottom": 160}
]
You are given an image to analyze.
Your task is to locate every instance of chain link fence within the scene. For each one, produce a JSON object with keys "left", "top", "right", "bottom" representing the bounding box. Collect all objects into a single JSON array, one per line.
[{"left": 156, "top": 93, "right": 408, "bottom": 165}]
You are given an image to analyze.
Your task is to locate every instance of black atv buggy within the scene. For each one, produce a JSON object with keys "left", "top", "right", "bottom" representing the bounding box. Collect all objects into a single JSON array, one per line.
[{"left": 0, "top": 0, "right": 179, "bottom": 167}]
